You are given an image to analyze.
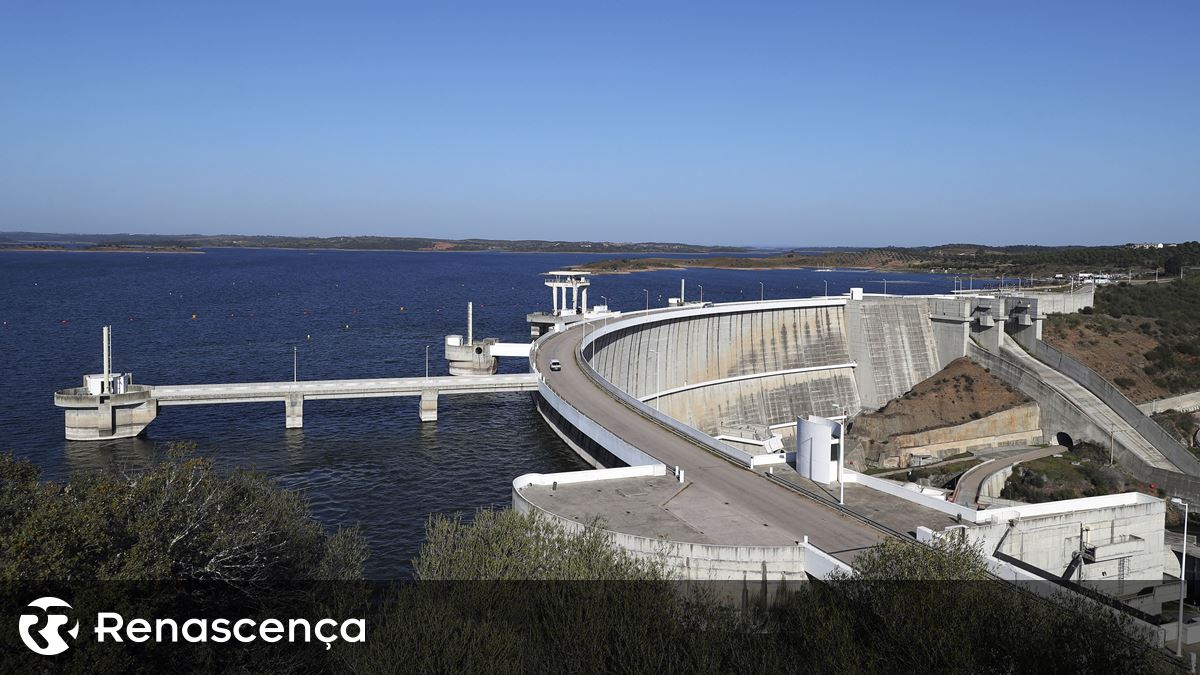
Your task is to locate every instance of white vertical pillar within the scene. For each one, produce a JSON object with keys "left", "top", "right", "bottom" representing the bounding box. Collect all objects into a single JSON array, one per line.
[
  {"left": 467, "top": 302, "right": 473, "bottom": 345},
  {"left": 681, "top": 278, "right": 685, "bottom": 303},
  {"left": 551, "top": 285, "right": 558, "bottom": 313},
  {"left": 571, "top": 285, "right": 578, "bottom": 313},
  {"left": 581, "top": 288, "right": 588, "bottom": 314},
  {"left": 102, "top": 325, "right": 111, "bottom": 394}
]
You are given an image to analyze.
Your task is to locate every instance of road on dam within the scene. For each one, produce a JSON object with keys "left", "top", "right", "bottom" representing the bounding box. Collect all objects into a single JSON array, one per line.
[{"left": 535, "top": 319, "right": 888, "bottom": 563}]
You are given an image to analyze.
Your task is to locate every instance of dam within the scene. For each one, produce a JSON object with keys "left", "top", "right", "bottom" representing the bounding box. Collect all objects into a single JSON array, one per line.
[
  {"left": 516, "top": 279, "right": 1198, "bottom": 646},
  {"left": 52, "top": 274, "right": 1200, "bottom": 646}
]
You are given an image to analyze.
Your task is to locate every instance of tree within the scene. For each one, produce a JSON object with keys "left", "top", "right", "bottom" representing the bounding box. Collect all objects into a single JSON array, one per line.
[
  {"left": 1165, "top": 254, "right": 1184, "bottom": 276},
  {"left": 0, "top": 444, "right": 366, "bottom": 583}
]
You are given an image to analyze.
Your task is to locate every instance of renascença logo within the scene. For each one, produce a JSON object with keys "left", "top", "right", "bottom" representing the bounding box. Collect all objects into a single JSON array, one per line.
[
  {"left": 16, "top": 596, "right": 365, "bottom": 655},
  {"left": 19, "top": 597, "right": 79, "bottom": 655}
]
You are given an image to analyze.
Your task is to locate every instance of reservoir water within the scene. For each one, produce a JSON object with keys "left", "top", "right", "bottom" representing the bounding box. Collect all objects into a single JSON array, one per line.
[{"left": 0, "top": 248, "right": 954, "bottom": 577}]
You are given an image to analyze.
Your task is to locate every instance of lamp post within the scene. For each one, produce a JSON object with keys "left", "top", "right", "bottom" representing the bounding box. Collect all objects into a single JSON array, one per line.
[
  {"left": 1110, "top": 423, "right": 1115, "bottom": 466},
  {"left": 832, "top": 403, "right": 846, "bottom": 505},
  {"left": 1172, "top": 497, "right": 1190, "bottom": 657},
  {"left": 425, "top": 345, "right": 430, "bottom": 380},
  {"left": 293, "top": 346, "right": 298, "bottom": 382},
  {"left": 824, "top": 280, "right": 828, "bottom": 297},
  {"left": 698, "top": 285, "right": 703, "bottom": 303},
  {"left": 642, "top": 288, "right": 649, "bottom": 311},
  {"left": 648, "top": 348, "right": 660, "bottom": 411},
  {"left": 759, "top": 281, "right": 764, "bottom": 302}
]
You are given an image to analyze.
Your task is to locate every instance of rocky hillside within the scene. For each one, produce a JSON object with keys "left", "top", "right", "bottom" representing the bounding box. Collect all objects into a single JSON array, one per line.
[{"left": 851, "top": 357, "right": 1030, "bottom": 443}]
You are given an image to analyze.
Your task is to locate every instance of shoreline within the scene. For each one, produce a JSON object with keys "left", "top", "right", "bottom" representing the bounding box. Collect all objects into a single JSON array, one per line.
[{"left": 0, "top": 246, "right": 204, "bottom": 254}]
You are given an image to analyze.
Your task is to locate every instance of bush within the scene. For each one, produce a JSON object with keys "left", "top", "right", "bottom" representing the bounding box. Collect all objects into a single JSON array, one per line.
[{"left": 0, "top": 445, "right": 365, "bottom": 583}]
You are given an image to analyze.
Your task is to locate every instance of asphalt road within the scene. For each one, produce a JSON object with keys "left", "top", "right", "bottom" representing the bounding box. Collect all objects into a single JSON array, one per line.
[{"left": 535, "top": 320, "right": 886, "bottom": 562}]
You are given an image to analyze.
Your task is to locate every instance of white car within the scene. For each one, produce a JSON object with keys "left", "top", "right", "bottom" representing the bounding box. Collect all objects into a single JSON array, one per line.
[{"left": 549, "top": 359, "right": 562, "bottom": 372}]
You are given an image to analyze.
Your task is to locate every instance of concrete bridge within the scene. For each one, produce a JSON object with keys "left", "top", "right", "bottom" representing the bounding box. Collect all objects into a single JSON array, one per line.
[{"left": 54, "top": 373, "right": 537, "bottom": 440}]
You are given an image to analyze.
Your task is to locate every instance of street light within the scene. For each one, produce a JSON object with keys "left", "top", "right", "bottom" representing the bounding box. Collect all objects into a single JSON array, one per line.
[
  {"left": 759, "top": 281, "right": 764, "bottom": 302},
  {"left": 824, "top": 280, "right": 828, "bottom": 297},
  {"left": 648, "top": 348, "right": 660, "bottom": 411},
  {"left": 642, "top": 288, "right": 649, "bottom": 311},
  {"left": 832, "top": 404, "right": 848, "bottom": 505},
  {"left": 1172, "top": 497, "right": 1190, "bottom": 657},
  {"left": 425, "top": 345, "right": 430, "bottom": 380},
  {"left": 1110, "top": 423, "right": 1116, "bottom": 466},
  {"left": 698, "top": 285, "right": 703, "bottom": 303}
]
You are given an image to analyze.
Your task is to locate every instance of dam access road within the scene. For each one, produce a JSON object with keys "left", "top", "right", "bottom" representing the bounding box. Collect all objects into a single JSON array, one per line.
[{"left": 532, "top": 306, "right": 956, "bottom": 564}]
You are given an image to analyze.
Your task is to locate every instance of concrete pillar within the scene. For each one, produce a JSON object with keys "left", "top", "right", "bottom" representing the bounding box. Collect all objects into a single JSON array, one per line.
[
  {"left": 419, "top": 389, "right": 438, "bottom": 422},
  {"left": 972, "top": 320, "right": 1006, "bottom": 354},
  {"left": 552, "top": 286, "right": 558, "bottom": 313},
  {"left": 102, "top": 326, "right": 111, "bottom": 394},
  {"left": 467, "top": 302, "right": 473, "bottom": 345},
  {"left": 581, "top": 288, "right": 588, "bottom": 314},
  {"left": 285, "top": 394, "right": 303, "bottom": 429},
  {"left": 572, "top": 285, "right": 578, "bottom": 313},
  {"left": 96, "top": 401, "right": 114, "bottom": 435}
]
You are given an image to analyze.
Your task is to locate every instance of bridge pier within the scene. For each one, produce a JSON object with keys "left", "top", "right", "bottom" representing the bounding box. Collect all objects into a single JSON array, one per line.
[
  {"left": 419, "top": 389, "right": 438, "bottom": 422},
  {"left": 285, "top": 394, "right": 304, "bottom": 429}
]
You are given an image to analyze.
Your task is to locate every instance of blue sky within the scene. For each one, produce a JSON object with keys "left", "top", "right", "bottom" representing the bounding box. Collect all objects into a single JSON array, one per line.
[{"left": 1, "top": 2, "right": 1196, "bottom": 246}]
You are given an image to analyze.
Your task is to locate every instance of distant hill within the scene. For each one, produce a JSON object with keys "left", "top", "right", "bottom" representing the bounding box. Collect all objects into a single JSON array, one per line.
[
  {"left": 576, "top": 241, "right": 1200, "bottom": 276},
  {"left": 0, "top": 231, "right": 746, "bottom": 255}
]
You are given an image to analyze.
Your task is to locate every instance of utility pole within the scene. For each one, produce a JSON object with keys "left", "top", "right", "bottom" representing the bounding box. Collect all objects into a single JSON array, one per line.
[
  {"left": 1172, "top": 497, "right": 1190, "bottom": 657},
  {"left": 1109, "top": 423, "right": 1115, "bottom": 466}
]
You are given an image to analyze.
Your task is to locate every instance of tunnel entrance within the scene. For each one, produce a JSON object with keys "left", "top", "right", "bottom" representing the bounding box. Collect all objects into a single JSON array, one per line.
[{"left": 1055, "top": 432, "right": 1074, "bottom": 449}]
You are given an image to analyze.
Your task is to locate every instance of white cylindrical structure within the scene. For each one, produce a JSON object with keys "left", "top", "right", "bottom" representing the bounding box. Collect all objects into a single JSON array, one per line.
[
  {"left": 796, "top": 415, "right": 840, "bottom": 485},
  {"left": 467, "top": 302, "right": 473, "bottom": 344},
  {"left": 680, "top": 278, "right": 685, "bottom": 303}
]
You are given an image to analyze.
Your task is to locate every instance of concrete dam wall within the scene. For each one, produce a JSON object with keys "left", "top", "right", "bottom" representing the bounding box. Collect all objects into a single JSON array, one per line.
[
  {"left": 587, "top": 299, "right": 943, "bottom": 441},
  {"left": 846, "top": 298, "right": 942, "bottom": 410}
]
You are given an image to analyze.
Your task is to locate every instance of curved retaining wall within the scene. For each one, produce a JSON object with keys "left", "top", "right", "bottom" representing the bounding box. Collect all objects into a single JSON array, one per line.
[
  {"left": 586, "top": 300, "right": 862, "bottom": 440},
  {"left": 591, "top": 305, "right": 852, "bottom": 398}
]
